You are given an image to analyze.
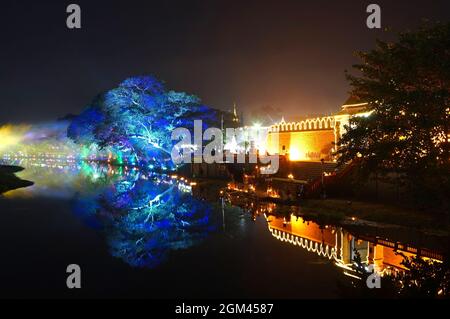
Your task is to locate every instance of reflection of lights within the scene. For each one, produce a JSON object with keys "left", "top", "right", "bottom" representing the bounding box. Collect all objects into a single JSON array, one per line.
[
  {"left": 288, "top": 173, "right": 294, "bottom": 179},
  {"left": 268, "top": 227, "right": 337, "bottom": 259},
  {"left": 266, "top": 187, "right": 279, "bottom": 198},
  {"left": 343, "top": 271, "right": 362, "bottom": 280},
  {"left": 177, "top": 183, "right": 192, "bottom": 193}
]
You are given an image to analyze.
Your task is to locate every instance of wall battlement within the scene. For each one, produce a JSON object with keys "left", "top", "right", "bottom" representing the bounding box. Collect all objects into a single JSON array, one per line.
[{"left": 266, "top": 99, "right": 370, "bottom": 161}]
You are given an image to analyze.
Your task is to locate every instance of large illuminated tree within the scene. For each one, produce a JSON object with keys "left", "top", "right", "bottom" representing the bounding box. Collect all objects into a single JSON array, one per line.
[
  {"left": 337, "top": 23, "right": 450, "bottom": 208},
  {"left": 68, "top": 75, "right": 221, "bottom": 168}
]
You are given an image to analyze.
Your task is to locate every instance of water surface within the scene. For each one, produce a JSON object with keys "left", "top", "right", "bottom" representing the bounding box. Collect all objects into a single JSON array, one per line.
[{"left": 0, "top": 159, "right": 445, "bottom": 298}]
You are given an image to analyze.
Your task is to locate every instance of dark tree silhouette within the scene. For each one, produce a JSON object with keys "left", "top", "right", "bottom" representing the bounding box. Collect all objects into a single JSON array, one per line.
[{"left": 337, "top": 23, "right": 450, "bottom": 210}]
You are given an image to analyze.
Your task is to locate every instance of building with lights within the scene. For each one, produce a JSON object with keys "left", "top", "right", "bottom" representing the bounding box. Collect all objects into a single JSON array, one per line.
[
  {"left": 227, "top": 97, "right": 371, "bottom": 162},
  {"left": 265, "top": 97, "right": 372, "bottom": 161}
]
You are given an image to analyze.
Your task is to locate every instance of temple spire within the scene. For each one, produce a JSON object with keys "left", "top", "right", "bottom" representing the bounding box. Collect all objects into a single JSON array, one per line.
[{"left": 232, "top": 102, "right": 239, "bottom": 124}]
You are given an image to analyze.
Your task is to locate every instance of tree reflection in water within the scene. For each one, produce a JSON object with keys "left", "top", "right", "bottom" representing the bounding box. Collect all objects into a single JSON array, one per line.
[
  {"left": 2, "top": 159, "right": 216, "bottom": 269},
  {"left": 73, "top": 168, "right": 215, "bottom": 268}
]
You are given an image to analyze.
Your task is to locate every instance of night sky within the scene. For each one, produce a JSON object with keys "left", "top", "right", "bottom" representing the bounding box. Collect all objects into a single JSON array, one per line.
[{"left": 1, "top": 0, "right": 449, "bottom": 125}]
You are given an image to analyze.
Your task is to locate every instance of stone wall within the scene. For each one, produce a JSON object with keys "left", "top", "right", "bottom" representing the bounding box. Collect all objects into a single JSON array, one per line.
[{"left": 267, "top": 129, "right": 335, "bottom": 161}]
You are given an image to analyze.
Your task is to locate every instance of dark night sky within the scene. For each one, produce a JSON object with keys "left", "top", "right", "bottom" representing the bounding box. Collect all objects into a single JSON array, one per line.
[{"left": 1, "top": 0, "right": 449, "bottom": 125}]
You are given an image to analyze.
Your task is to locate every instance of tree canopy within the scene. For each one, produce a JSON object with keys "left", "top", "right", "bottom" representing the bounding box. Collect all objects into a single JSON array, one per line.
[
  {"left": 337, "top": 23, "right": 450, "bottom": 208},
  {"left": 68, "top": 75, "right": 222, "bottom": 169}
]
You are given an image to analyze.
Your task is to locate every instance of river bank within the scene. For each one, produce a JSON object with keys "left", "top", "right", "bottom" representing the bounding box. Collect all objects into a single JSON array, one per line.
[
  {"left": 222, "top": 178, "right": 449, "bottom": 236},
  {"left": 0, "top": 165, "right": 34, "bottom": 194},
  {"left": 300, "top": 199, "right": 449, "bottom": 236}
]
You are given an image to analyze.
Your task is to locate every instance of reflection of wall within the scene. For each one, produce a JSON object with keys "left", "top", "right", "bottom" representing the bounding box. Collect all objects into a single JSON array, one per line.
[
  {"left": 373, "top": 247, "right": 414, "bottom": 270},
  {"left": 270, "top": 216, "right": 336, "bottom": 247},
  {"left": 266, "top": 214, "right": 442, "bottom": 275},
  {"left": 340, "top": 232, "right": 353, "bottom": 264}
]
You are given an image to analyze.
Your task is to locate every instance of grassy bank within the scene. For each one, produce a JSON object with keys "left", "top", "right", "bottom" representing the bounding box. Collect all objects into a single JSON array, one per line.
[
  {"left": 0, "top": 165, "right": 34, "bottom": 194},
  {"left": 301, "top": 199, "right": 449, "bottom": 234}
]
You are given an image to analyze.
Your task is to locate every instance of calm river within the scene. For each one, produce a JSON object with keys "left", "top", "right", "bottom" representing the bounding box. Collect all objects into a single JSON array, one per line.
[{"left": 0, "top": 159, "right": 446, "bottom": 298}]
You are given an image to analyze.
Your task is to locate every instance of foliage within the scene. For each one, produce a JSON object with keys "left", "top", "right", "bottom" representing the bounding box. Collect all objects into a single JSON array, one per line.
[
  {"left": 68, "top": 75, "right": 222, "bottom": 168},
  {"left": 337, "top": 22, "right": 450, "bottom": 208},
  {"left": 348, "top": 248, "right": 450, "bottom": 298},
  {"left": 392, "top": 253, "right": 450, "bottom": 298}
]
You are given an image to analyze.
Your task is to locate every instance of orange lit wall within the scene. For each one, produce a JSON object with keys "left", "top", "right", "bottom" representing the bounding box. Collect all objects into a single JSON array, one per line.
[{"left": 267, "top": 130, "right": 335, "bottom": 161}]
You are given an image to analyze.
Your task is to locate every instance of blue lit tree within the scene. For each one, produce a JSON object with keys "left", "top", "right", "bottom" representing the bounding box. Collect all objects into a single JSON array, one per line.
[
  {"left": 73, "top": 171, "right": 214, "bottom": 268},
  {"left": 67, "top": 106, "right": 104, "bottom": 146},
  {"left": 68, "top": 75, "right": 221, "bottom": 168}
]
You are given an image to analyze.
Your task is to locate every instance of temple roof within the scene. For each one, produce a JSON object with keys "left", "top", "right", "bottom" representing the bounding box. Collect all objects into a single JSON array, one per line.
[
  {"left": 342, "top": 95, "right": 363, "bottom": 106},
  {"left": 337, "top": 95, "right": 369, "bottom": 115}
]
